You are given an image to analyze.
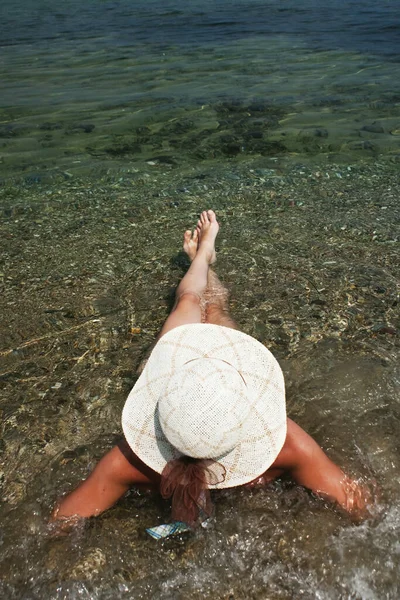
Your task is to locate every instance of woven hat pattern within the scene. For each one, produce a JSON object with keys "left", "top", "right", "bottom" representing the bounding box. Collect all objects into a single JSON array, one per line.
[
  {"left": 122, "top": 324, "right": 286, "bottom": 488},
  {"left": 158, "top": 358, "right": 252, "bottom": 458}
]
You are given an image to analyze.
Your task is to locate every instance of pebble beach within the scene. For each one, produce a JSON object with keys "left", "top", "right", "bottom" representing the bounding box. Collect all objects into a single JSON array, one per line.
[{"left": 0, "top": 1, "right": 399, "bottom": 598}]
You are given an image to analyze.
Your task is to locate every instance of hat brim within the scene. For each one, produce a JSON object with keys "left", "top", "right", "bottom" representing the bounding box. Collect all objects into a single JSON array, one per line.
[{"left": 122, "top": 324, "right": 286, "bottom": 488}]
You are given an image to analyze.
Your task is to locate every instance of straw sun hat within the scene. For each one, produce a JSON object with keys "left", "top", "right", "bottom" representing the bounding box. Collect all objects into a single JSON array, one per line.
[{"left": 122, "top": 323, "right": 287, "bottom": 488}]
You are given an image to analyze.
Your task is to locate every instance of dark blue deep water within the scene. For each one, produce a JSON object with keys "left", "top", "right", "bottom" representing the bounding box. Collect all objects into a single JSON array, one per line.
[{"left": 1, "top": 0, "right": 399, "bottom": 56}]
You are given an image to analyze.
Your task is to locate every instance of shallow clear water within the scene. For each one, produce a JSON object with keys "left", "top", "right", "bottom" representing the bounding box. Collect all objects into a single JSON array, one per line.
[
  {"left": 0, "top": 1, "right": 399, "bottom": 598},
  {"left": 0, "top": 0, "right": 399, "bottom": 181}
]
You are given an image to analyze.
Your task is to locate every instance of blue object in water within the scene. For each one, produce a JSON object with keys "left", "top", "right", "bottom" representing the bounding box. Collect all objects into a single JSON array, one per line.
[{"left": 146, "top": 521, "right": 192, "bottom": 540}]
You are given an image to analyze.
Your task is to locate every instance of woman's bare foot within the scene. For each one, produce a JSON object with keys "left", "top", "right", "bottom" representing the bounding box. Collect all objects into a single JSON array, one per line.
[
  {"left": 196, "top": 210, "right": 218, "bottom": 264},
  {"left": 183, "top": 228, "right": 199, "bottom": 262}
]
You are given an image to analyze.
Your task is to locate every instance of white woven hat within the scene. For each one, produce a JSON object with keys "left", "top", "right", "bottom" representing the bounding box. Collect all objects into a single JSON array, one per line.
[{"left": 122, "top": 323, "right": 286, "bottom": 488}]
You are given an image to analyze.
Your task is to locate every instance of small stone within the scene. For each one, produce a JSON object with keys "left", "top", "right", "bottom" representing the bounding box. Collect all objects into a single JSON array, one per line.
[
  {"left": 362, "top": 123, "right": 385, "bottom": 134},
  {"left": 254, "top": 321, "right": 268, "bottom": 339},
  {"left": 148, "top": 155, "right": 177, "bottom": 165},
  {"left": 314, "top": 128, "right": 328, "bottom": 138},
  {"left": 25, "top": 174, "right": 42, "bottom": 184},
  {"left": 70, "top": 548, "right": 106, "bottom": 579},
  {"left": 349, "top": 140, "right": 377, "bottom": 151},
  {"left": 39, "top": 122, "right": 63, "bottom": 131},
  {"left": 372, "top": 324, "right": 397, "bottom": 335},
  {"left": 246, "top": 130, "right": 263, "bottom": 139},
  {"left": 310, "top": 298, "right": 327, "bottom": 306},
  {"left": 227, "top": 534, "right": 239, "bottom": 546},
  {"left": 222, "top": 143, "right": 241, "bottom": 156},
  {"left": 78, "top": 123, "right": 95, "bottom": 133}
]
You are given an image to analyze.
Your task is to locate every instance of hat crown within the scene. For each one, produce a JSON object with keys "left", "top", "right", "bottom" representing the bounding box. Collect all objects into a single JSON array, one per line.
[
  {"left": 158, "top": 358, "right": 251, "bottom": 459},
  {"left": 122, "top": 323, "right": 287, "bottom": 488}
]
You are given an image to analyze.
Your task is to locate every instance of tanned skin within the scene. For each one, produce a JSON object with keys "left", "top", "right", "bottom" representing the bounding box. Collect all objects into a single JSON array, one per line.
[{"left": 53, "top": 211, "right": 369, "bottom": 522}]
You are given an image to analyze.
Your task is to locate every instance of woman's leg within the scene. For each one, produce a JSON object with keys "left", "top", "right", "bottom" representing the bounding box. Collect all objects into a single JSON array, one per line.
[
  {"left": 52, "top": 211, "right": 219, "bottom": 521},
  {"left": 204, "top": 269, "right": 238, "bottom": 330},
  {"left": 158, "top": 210, "right": 219, "bottom": 337},
  {"left": 181, "top": 221, "right": 238, "bottom": 330}
]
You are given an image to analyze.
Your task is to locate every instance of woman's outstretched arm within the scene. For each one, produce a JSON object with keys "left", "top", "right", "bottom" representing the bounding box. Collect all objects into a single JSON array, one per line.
[
  {"left": 271, "top": 418, "right": 371, "bottom": 517},
  {"left": 52, "top": 444, "right": 157, "bottom": 520}
]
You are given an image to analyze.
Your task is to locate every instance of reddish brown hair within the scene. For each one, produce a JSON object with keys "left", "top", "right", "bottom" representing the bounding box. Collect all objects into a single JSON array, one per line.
[{"left": 160, "top": 456, "right": 226, "bottom": 528}]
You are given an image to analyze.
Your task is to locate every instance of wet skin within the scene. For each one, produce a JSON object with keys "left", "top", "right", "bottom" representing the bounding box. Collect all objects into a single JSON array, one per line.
[
  {"left": 53, "top": 210, "right": 370, "bottom": 523},
  {"left": 53, "top": 417, "right": 357, "bottom": 521}
]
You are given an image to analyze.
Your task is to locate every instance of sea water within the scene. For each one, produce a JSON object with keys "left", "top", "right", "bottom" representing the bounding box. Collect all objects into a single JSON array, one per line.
[{"left": 0, "top": 1, "right": 399, "bottom": 598}]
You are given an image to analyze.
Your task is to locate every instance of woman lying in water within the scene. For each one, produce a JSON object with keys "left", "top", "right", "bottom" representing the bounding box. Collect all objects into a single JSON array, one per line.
[{"left": 52, "top": 210, "right": 371, "bottom": 529}]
